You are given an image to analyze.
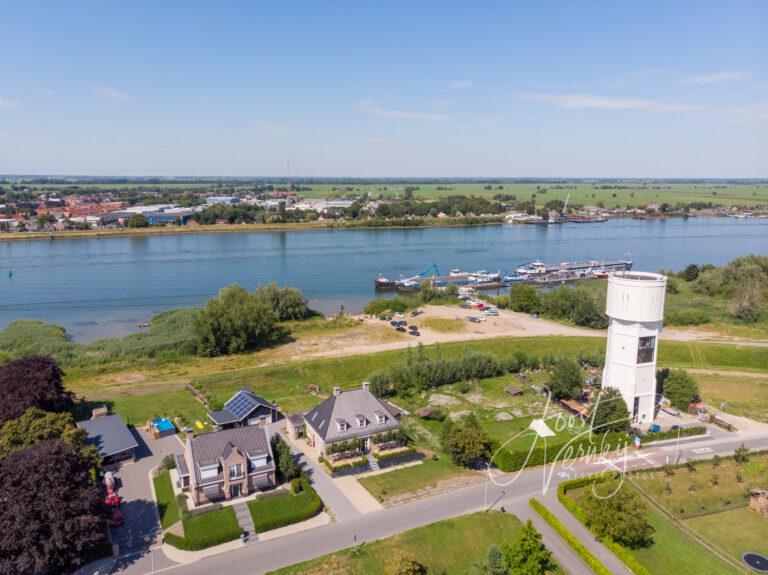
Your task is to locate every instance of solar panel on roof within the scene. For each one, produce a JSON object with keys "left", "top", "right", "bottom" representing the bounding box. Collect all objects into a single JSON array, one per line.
[{"left": 225, "top": 392, "right": 257, "bottom": 421}]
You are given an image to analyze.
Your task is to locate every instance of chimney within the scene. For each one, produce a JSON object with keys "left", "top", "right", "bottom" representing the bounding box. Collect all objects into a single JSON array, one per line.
[
  {"left": 362, "top": 381, "right": 370, "bottom": 393},
  {"left": 333, "top": 386, "right": 341, "bottom": 397}
]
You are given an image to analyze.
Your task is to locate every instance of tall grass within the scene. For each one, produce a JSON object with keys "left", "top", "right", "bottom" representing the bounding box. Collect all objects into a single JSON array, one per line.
[{"left": 0, "top": 308, "right": 200, "bottom": 367}]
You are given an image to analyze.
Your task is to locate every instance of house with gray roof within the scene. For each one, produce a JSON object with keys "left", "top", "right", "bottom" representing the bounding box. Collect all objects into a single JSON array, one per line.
[
  {"left": 207, "top": 388, "right": 280, "bottom": 430},
  {"left": 181, "top": 425, "right": 276, "bottom": 505},
  {"left": 303, "top": 382, "right": 401, "bottom": 456},
  {"left": 77, "top": 413, "right": 138, "bottom": 466}
]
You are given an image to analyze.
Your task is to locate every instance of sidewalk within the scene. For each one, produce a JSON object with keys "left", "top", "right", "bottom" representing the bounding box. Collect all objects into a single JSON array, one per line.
[{"left": 538, "top": 494, "right": 633, "bottom": 575}]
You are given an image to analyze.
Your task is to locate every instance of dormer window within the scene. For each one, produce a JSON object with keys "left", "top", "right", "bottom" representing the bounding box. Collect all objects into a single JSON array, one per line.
[
  {"left": 375, "top": 411, "right": 386, "bottom": 424},
  {"left": 336, "top": 419, "right": 348, "bottom": 432},
  {"left": 356, "top": 415, "right": 367, "bottom": 427}
]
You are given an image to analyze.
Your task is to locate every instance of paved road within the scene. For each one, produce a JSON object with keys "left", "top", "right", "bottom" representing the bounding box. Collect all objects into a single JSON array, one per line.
[{"left": 114, "top": 431, "right": 767, "bottom": 575}]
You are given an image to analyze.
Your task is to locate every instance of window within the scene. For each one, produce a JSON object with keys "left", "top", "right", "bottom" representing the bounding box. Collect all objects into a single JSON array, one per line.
[
  {"left": 376, "top": 414, "right": 386, "bottom": 424},
  {"left": 200, "top": 464, "right": 219, "bottom": 480},
  {"left": 249, "top": 455, "right": 268, "bottom": 469},
  {"left": 336, "top": 420, "right": 348, "bottom": 432},
  {"left": 637, "top": 336, "right": 656, "bottom": 363},
  {"left": 356, "top": 415, "right": 367, "bottom": 427},
  {"left": 229, "top": 463, "right": 243, "bottom": 479}
]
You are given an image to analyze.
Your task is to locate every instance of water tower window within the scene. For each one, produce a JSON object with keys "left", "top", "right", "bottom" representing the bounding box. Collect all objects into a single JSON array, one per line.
[{"left": 637, "top": 336, "right": 656, "bottom": 363}]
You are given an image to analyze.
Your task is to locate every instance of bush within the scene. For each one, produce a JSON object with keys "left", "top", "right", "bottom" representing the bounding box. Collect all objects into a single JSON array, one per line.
[
  {"left": 508, "top": 284, "right": 541, "bottom": 313},
  {"left": 160, "top": 454, "right": 177, "bottom": 471},
  {"left": 373, "top": 447, "right": 417, "bottom": 461},
  {"left": 640, "top": 426, "right": 706, "bottom": 443},
  {"left": 666, "top": 308, "right": 710, "bottom": 326},
  {"left": 248, "top": 480, "right": 323, "bottom": 533},
  {"left": 549, "top": 357, "right": 583, "bottom": 400},
  {"left": 657, "top": 369, "right": 699, "bottom": 410},
  {"left": 253, "top": 283, "right": 312, "bottom": 321}
]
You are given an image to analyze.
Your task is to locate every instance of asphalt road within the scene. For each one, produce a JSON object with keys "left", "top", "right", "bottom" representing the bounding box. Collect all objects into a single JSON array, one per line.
[{"left": 113, "top": 432, "right": 766, "bottom": 575}]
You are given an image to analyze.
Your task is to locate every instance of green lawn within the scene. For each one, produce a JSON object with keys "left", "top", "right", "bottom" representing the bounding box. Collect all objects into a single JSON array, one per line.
[
  {"left": 172, "top": 507, "right": 243, "bottom": 550},
  {"left": 269, "top": 511, "right": 563, "bottom": 575},
  {"left": 153, "top": 471, "right": 180, "bottom": 529},
  {"left": 566, "top": 486, "right": 736, "bottom": 575},
  {"left": 685, "top": 506, "right": 768, "bottom": 561},
  {"left": 110, "top": 388, "right": 209, "bottom": 428},
  {"left": 248, "top": 482, "right": 323, "bottom": 533},
  {"left": 358, "top": 456, "right": 476, "bottom": 504}
]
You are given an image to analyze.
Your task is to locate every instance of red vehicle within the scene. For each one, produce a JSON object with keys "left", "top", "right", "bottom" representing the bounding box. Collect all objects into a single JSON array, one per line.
[
  {"left": 105, "top": 493, "right": 121, "bottom": 507},
  {"left": 109, "top": 509, "right": 125, "bottom": 527}
]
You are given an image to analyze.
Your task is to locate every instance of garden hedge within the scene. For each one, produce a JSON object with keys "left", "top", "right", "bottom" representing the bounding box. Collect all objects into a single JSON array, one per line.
[
  {"left": 248, "top": 480, "right": 323, "bottom": 533},
  {"left": 164, "top": 507, "right": 242, "bottom": 551},
  {"left": 373, "top": 447, "right": 417, "bottom": 461}
]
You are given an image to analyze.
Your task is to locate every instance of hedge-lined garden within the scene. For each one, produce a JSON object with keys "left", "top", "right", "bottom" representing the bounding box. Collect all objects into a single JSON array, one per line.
[
  {"left": 248, "top": 479, "right": 323, "bottom": 533},
  {"left": 164, "top": 507, "right": 243, "bottom": 551}
]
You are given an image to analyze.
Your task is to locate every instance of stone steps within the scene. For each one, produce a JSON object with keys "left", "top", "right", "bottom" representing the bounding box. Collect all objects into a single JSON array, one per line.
[
  {"left": 232, "top": 502, "right": 256, "bottom": 541},
  {"left": 367, "top": 452, "right": 380, "bottom": 472}
]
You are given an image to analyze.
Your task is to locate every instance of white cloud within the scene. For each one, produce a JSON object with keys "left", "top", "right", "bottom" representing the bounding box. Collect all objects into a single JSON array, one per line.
[
  {"left": 448, "top": 79, "right": 473, "bottom": 90},
  {"left": 359, "top": 101, "right": 447, "bottom": 121},
  {"left": 513, "top": 92, "right": 704, "bottom": 113},
  {"left": 675, "top": 70, "right": 752, "bottom": 85},
  {"left": 93, "top": 86, "right": 135, "bottom": 103},
  {"left": 0, "top": 97, "right": 17, "bottom": 108}
]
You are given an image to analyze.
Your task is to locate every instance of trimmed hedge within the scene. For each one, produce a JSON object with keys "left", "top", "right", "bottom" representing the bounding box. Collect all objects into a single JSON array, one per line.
[
  {"left": 557, "top": 475, "right": 652, "bottom": 575},
  {"left": 164, "top": 507, "right": 242, "bottom": 551},
  {"left": 492, "top": 432, "right": 630, "bottom": 472},
  {"left": 639, "top": 426, "right": 707, "bottom": 444},
  {"left": 373, "top": 447, "right": 417, "bottom": 461},
  {"left": 528, "top": 498, "right": 611, "bottom": 575},
  {"left": 322, "top": 456, "right": 368, "bottom": 473},
  {"left": 248, "top": 480, "right": 323, "bottom": 533}
]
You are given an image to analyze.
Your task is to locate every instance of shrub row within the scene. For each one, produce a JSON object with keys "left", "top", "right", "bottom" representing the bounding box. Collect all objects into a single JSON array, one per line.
[
  {"left": 321, "top": 456, "right": 368, "bottom": 473},
  {"left": 639, "top": 425, "right": 707, "bottom": 444},
  {"left": 557, "top": 475, "right": 651, "bottom": 575},
  {"left": 248, "top": 480, "right": 323, "bottom": 533},
  {"left": 528, "top": 498, "right": 611, "bottom": 575},
  {"left": 491, "top": 432, "right": 630, "bottom": 473},
  {"left": 373, "top": 447, "right": 417, "bottom": 461}
]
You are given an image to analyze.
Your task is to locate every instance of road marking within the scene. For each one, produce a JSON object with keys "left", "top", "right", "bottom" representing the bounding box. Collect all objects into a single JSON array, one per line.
[{"left": 692, "top": 447, "right": 713, "bottom": 454}]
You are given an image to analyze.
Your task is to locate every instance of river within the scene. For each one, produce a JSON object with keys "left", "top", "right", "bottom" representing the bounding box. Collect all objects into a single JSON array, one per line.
[{"left": 0, "top": 217, "right": 765, "bottom": 341}]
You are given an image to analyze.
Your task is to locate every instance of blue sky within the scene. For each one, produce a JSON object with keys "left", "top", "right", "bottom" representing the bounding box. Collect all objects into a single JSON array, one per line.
[{"left": 1, "top": 1, "right": 766, "bottom": 177}]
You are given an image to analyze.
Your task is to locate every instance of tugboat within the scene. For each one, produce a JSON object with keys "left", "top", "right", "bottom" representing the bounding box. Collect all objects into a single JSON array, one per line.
[{"left": 374, "top": 274, "right": 397, "bottom": 289}]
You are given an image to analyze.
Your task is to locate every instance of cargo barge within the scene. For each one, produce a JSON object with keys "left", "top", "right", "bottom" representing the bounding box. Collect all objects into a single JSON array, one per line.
[{"left": 514, "top": 258, "right": 633, "bottom": 276}]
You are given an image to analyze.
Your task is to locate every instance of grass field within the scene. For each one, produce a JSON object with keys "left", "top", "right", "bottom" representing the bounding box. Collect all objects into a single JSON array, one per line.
[
  {"left": 696, "top": 372, "right": 768, "bottom": 423},
  {"left": 685, "top": 507, "right": 768, "bottom": 561},
  {"left": 269, "top": 511, "right": 564, "bottom": 575},
  {"left": 153, "top": 471, "right": 180, "bottom": 529},
  {"left": 109, "top": 388, "right": 209, "bottom": 428},
  {"left": 358, "top": 456, "right": 476, "bottom": 503},
  {"left": 175, "top": 506, "right": 242, "bottom": 549},
  {"left": 567, "top": 485, "right": 736, "bottom": 574},
  {"left": 248, "top": 483, "right": 322, "bottom": 533},
  {"left": 420, "top": 317, "right": 466, "bottom": 333}
]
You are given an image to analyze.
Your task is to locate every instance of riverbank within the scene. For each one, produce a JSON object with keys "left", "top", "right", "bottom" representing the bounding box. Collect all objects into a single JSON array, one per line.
[{"left": 0, "top": 216, "right": 505, "bottom": 242}]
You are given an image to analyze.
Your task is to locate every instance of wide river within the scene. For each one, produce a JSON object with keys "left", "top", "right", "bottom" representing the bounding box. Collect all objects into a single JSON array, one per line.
[{"left": 1, "top": 217, "right": 766, "bottom": 341}]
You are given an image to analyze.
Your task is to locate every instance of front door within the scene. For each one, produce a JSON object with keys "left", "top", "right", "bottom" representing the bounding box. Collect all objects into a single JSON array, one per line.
[{"left": 229, "top": 483, "right": 242, "bottom": 498}]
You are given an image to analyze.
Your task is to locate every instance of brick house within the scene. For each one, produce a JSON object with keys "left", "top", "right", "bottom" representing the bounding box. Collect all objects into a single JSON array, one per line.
[
  {"left": 303, "top": 382, "right": 401, "bottom": 456},
  {"left": 177, "top": 426, "right": 276, "bottom": 506}
]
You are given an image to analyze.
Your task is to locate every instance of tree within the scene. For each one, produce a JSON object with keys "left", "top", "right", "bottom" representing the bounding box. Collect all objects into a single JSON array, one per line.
[
  {"left": 126, "top": 213, "right": 149, "bottom": 228},
  {"left": 471, "top": 544, "right": 509, "bottom": 574},
  {"left": 254, "top": 283, "right": 312, "bottom": 321},
  {"left": 731, "top": 280, "right": 762, "bottom": 323},
  {"left": 385, "top": 550, "right": 425, "bottom": 575},
  {"left": 0, "top": 356, "right": 73, "bottom": 425},
  {"left": 581, "top": 478, "right": 654, "bottom": 548},
  {"left": 0, "top": 440, "right": 107, "bottom": 575},
  {"left": 194, "top": 284, "right": 279, "bottom": 356},
  {"left": 680, "top": 264, "right": 700, "bottom": 281},
  {"left": 440, "top": 413, "right": 491, "bottom": 467},
  {"left": 589, "top": 388, "right": 630, "bottom": 434},
  {"left": 657, "top": 369, "right": 699, "bottom": 410},
  {"left": 508, "top": 285, "right": 541, "bottom": 313},
  {"left": 502, "top": 520, "right": 552, "bottom": 575},
  {"left": 548, "top": 358, "right": 583, "bottom": 400},
  {"left": 0, "top": 408, "right": 99, "bottom": 469},
  {"left": 270, "top": 434, "right": 299, "bottom": 481}
]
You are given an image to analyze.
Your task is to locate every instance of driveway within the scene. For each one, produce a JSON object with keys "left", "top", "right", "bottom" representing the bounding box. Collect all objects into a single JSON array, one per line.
[{"left": 110, "top": 429, "right": 184, "bottom": 555}]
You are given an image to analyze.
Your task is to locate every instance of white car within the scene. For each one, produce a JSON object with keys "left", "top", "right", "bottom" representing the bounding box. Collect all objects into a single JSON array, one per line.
[
  {"left": 395, "top": 311, "right": 405, "bottom": 318},
  {"left": 484, "top": 309, "right": 499, "bottom": 316}
]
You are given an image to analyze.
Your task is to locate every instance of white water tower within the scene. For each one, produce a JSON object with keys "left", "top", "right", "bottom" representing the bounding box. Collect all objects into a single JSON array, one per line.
[{"left": 602, "top": 271, "right": 667, "bottom": 423}]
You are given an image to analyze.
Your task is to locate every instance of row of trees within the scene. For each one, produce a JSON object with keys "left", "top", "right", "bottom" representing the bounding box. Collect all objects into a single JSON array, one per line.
[
  {"left": 194, "top": 283, "right": 312, "bottom": 357},
  {"left": 0, "top": 356, "right": 108, "bottom": 575}
]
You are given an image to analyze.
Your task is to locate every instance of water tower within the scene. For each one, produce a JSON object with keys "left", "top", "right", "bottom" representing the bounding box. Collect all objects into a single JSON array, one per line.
[{"left": 602, "top": 271, "right": 667, "bottom": 423}]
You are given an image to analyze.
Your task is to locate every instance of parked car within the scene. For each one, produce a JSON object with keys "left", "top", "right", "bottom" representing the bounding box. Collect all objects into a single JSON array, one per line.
[
  {"left": 459, "top": 303, "right": 471, "bottom": 309},
  {"left": 484, "top": 309, "right": 499, "bottom": 316},
  {"left": 396, "top": 326, "right": 407, "bottom": 332},
  {"left": 410, "top": 308, "right": 423, "bottom": 317},
  {"left": 408, "top": 325, "right": 418, "bottom": 330},
  {"left": 395, "top": 311, "right": 405, "bottom": 318},
  {"left": 409, "top": 331, "right": 420, "bottom": 337},
  {"left": 379, "top": 315, "right": 391, "bottom": 321},
  {"left": 108, "top": 509, "right": 125, "bottom": 527},
  {"left": 389, "top": 320, "right": 398, "bottom": 326},
  {"left": 468, "top": 316, "right": 485, "bottom": 323},
  {"left": 105, "top": 493, "right": 121, "bottom": 507},
  {"left": 529, "top": 313, "right": 540, "bottom": 318}
]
